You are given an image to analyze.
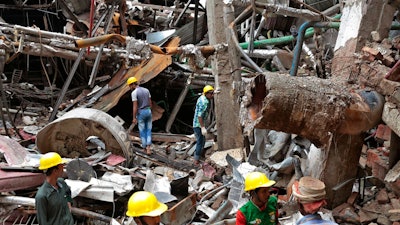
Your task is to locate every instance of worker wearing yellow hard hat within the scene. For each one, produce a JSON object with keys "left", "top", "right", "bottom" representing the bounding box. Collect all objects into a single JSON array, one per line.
[
  {"left": 127, "top": 76, "right": 153, "bottom": 155},
  {"left": 203, "top": 85, "right": 214, "bottom": 94},
  {"left": 126, "top": 191, "right": 168, "bottom": 225},
  {"left": 192, "top": 85, "right": 215, "bottom": 166},
  {"left": 127, "top": 77, "right": 137, "bottom": 85},
  {"left": 236, "top": 171, "right": 278, "bottom": 225},
  {"left": 35, "top": 152, "right": 74, "bottom": 225}
]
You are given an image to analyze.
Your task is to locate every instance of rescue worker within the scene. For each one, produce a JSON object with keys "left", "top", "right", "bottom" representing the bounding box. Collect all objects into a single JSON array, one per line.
[
  {"left": 292, "top": 176, "right": 338, "bottom": 225},
  {"left": 236, "top": 171, "right": 279, "bottom": 225},
  {"left": 126, "top": 191, "right": 168, "bottom": 225},
  {"left": 192, "top": 85, "right": 214, "bottom": 165},
  {"left": 35, "top": 152, "right": 74, "bottom": 225},
  {"left": 127, "top": 77, "right": 153, "bottom": 155}
]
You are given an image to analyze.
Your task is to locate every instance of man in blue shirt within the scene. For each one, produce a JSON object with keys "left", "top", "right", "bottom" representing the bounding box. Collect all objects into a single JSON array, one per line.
[
  {"left": 127, "top": 77, "right": 153, "bottom": 155},
  {"left": 193, "top": 85, "right": 214, "bottom": 165}
]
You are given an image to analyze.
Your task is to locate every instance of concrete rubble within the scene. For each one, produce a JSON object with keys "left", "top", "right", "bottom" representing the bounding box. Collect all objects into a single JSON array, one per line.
[{"left": 0, "top": 0, "right": 400, "bottom": 225}]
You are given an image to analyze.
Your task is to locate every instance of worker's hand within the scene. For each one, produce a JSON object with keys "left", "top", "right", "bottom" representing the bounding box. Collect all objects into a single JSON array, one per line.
[
  {"left": 68, "top": 202, "right": 72, "bottom": 212},
  {"left": 201, "top": 127, "right": 207, "bottom": 136},
  {"left": 132, "top": 118, "right": 137, "bottom": 124}
]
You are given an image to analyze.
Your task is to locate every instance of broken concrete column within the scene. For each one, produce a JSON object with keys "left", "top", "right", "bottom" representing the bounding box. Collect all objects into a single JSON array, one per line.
[
  {"left": 207, "top": 0, "right": 244, "bottom": 151},
  {"left": 241, "top": 73, "right": 384, "bottom": 208},
  {"left": 332, "top": 0, "right": 396, "bottom": 78},
  {"left": 241, "top": 73, "right": 383, "bottom": 147},
  {"left": 322, "top": 133, "right": 364, "bottom": 208}
]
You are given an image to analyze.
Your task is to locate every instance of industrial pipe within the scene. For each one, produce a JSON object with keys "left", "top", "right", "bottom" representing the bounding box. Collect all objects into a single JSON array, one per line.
[
  {"left": 227, "top": 4, "right": 264, "bottom": 73},
  {"left": 286, "top": 19, "right": 400, "bottom": 76},
  {"left": 204, "top": 200, "right": 233, "bottom": 225},
  {"left": 239, "top": 22, "right": 340, "bottom": 50},
  {"left": 212, "top": 218, "right": 236, "bottom": 225},
  {"left": 290, "top": 21, "right": 317, "bottom": 76},
  {"left": 75, "top": 34, "right": 127, "bottom": 48},
  {"left": 75, "top": 34, "right": 217, "bottom": 56}
]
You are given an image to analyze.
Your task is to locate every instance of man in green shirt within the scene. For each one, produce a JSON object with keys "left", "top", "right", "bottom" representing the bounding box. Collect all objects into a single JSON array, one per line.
[
  {"left": 236, "top": 171, "right": 279, "bottom": 225},
  {"left": 35, "top": 152, "right": 74, "bottom": 225}
]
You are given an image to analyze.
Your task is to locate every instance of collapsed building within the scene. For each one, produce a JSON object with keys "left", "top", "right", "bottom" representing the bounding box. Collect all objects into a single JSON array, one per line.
[{"left": 1, "top": 0, "right": 400, "bottom": 224}]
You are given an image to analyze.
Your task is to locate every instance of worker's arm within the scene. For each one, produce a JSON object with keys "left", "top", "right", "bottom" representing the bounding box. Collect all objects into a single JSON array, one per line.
[
  {"left": 236, "top": 210, "right": 246, "bottom": 225},
  {"left": 149, "top": 97, "right": 152, "bottom": 109},
  {"left": 35, "top": 195, "right": 50, "bottom": 225},
  {"left": 198, "top": 116, "right": 204, "bottom": 128},
  {"left": 275, "top": 208, "right": 280, "bottom": 225},
  {"left": 133, "top": 101, "right": 138, "bottom": 124},
  {"left": 198, "top": 116, "right": 207, "bottom": 135}
]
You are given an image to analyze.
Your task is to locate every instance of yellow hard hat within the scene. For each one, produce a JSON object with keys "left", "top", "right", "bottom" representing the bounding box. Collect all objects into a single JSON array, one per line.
[
  {"left": 203, "top": 85, "right": 214, "bottom": 94},
  {"left": 127, "top": 77, "right": 138, "bottom": 85},
  {"left": 126, "top": 191, "right": 168, "bottom": 217},
  {"left": 244, "top": 171, "right": 276, "bottom": 192},
  {"left": 39, "top": 152, "right": 67, "bottom": 170}
]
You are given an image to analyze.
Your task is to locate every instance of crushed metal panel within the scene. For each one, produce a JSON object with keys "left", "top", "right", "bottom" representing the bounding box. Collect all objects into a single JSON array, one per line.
[
  {"left": 92, "top": 36, "right": 180, "bottom": 112},
  {"left": 66, "top": 179, "right": 114, "bottom": 202},
  {"left": 0, "top": 135, "right": 28, "bottom": 165},
  {"left": 147, "top": 29, "right": 176, "bottom": 44},
  {"left": 35, "top": 108, "right": 131, "bottom": 164},
  {"left": 0, "top": 169, "right": 44, "bottom": 192},
  {"left": 92, "top": 53, "right": 173, "bottom": 112},
  {"left": 80, "top": 185, "right": 114, "bottom": 202},
  {"left": 161, "top": 193, "right": 197, "bottom": 225}
]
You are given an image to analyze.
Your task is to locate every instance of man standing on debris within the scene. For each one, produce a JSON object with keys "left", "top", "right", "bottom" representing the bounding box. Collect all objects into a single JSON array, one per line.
[
  {"left": 35, "top": 152, "right": 74, "bottom": 225},
  {"left": 236, "top": 171, "right": 279, "bottom": 225},
  {"left": 292, "top": 176, "right": 338, "bottom": 225},
  {"left": 127, "top": 77, "right": 153, "bottom": 155},
  {"left": 126, "top": 191, "right": 168, "bottom": 225},
  {"left": 193, "top": 85, "right": 214, "bottom": 165}
]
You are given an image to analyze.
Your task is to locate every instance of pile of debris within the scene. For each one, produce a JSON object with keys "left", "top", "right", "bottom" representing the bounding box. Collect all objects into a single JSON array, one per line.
[
  {"left": 1, "top": 122, "right": 400, "bottom": 224},
  {"left": 2, "top": 0, "right": 400, "bottom": 224}
]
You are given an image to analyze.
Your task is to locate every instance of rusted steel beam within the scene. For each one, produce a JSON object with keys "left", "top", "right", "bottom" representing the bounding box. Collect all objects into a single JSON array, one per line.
[
  {"left": 88, "top": 3, "right": 116, "bottom": 87},
  {"left": 91, "top": 37, "right": 181, "bottom": 112},
  {"left": 48, "top": 49, "right": 85, "bottom": 122},
  {"left": 92, "top": 53, "right": 172, "bottom": 112},
  {"left": 131, "top": 145, "right": 197, "bottom": 172},
  {"left": 131, "top": 2, "right": 204, "bottom": 15},
  {"left": 0, "top": 170, "right": 44, "bottom": 192},
  {"left": 0, "top": 22, "right": 80, "bottom": 41},
  {"left": 173, "top": 0, "right": 192, "bottom": 27},
  {"left": 165, "top": 75, "right": 192, "bottom": 133}
]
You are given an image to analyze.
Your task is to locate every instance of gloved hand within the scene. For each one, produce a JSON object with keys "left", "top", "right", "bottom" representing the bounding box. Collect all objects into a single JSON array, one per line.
[{"left": 201, "top": 127, "right": 207, "bottom": 136}]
